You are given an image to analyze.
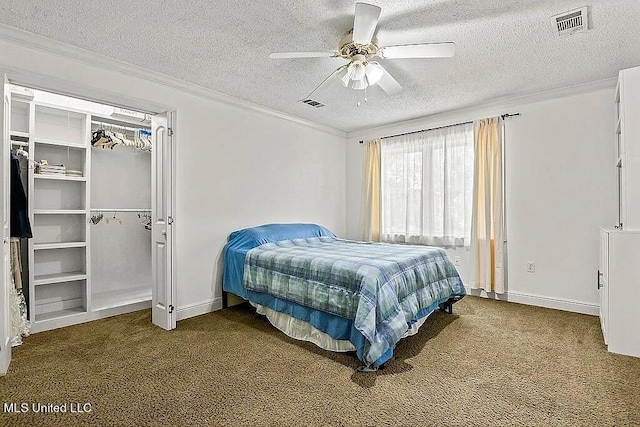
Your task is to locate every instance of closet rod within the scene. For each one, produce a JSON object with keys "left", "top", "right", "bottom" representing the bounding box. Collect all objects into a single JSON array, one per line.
[
  {"left": 90, "top": 208, "right": 151, "bottom": 213},
  {"left": 91, "top": 121, "right": 150, "bottom": 132}
]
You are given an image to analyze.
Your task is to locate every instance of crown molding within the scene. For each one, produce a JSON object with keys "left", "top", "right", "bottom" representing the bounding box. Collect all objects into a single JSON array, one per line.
[
  {"left": 0, "top": 23, "right": 346, "bottom": 138},
  {"left": 347, "top": 76, "right": 617, "bottom": 141}
]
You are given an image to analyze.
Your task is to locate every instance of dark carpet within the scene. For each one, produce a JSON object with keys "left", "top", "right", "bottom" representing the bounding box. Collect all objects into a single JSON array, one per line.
[{"left": 1, "top": 296, "right": 639, "bottom": 426}]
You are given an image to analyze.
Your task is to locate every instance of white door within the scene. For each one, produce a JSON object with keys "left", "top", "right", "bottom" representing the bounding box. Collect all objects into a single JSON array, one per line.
[
  {"left": 151, "top": 111, "right": 175, "bottom": 330},
  {"left": 0, "top": 75, "right": 11, "bottom": 373}
]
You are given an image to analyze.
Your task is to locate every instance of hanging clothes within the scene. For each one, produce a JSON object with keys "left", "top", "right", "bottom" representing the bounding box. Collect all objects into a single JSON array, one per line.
[
  {"left": 9, "top": 153, "right": 31, "bottom": 343},
  {"left": 10, "top": 152, "right": 32, "bottom": 238},
  {"left": 10, "top": 239, "right": 22, "bottom": 290},
  {"left": 9, "top": 271, "right": 29, "bottom": 346}
]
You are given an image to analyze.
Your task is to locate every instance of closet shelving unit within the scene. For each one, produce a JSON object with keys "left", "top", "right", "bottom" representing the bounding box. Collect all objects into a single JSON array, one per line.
[
  {"left": 27, "top": 102, "right": 92, "bottom": 332},
  {"left": 10, "top": 85, "right": 154, "bottom": 334}
]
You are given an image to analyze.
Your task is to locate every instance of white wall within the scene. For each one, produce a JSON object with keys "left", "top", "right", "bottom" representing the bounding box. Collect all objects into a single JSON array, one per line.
[
  {"left": 347, "top": 84, "right": 617, "bottom": 314},
  {"left": 0, "top": 35, "right": 347, "bottom": 317}
]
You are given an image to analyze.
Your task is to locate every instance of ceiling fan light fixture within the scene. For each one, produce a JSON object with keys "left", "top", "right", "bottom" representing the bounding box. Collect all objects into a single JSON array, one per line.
[
  {"left": 351, "top": 62, "right": 366, "bottom": 81},
  {"left": 340, "top": 65, "right": 354, "bottom": 86},
  {"left": 352, "top": 78, "right": 368, "bottom": 90},
  {"left": 337, "top": 67, "right": 350, "bottom": 87},
  {"left": 365, "top": 62, "right": 384, "bottom": 85}
]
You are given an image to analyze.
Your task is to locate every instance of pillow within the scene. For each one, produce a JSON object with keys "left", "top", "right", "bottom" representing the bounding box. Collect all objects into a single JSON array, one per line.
[{"left": 227, "top": 223, "right": 336, "bottom": 250}]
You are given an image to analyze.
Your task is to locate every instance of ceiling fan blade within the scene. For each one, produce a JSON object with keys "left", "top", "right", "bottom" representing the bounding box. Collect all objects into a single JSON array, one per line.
[
  {"left": 269, "top": 51, "right": 338, "bottom": 59},
  {"left": 352, "top": 3, "right": 382, "bottom": 45},
  {"left": 301, "top": 65, "right": 350, "bottom": 101},
  {"left": 375, "top": 66, "right": 402, "bottom": 95},
  {"left": 380, "top": 42, "right": 456, "bottom": 59}
]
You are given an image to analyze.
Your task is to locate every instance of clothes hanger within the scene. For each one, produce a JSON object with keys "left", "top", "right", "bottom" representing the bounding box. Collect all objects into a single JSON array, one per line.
[
  {"left": 14, "top": 148, "right": 44, "bottom": 168},
  {"left": 90, "top": 211, "right": 104, "bottom": 225},
  {"left": 93, "top": 124, "right": 112, "bottom": 148}
]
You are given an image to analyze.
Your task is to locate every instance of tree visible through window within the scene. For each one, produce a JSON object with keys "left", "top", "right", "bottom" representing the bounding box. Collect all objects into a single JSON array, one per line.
[{"left": 380, "top": 122, "right": 474, "bottom": 247}]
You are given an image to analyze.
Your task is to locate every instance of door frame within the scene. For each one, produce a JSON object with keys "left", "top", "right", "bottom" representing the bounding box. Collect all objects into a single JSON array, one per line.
[
  {"left": 0, "top": 67, "right": 178, "bottom": 333},
  {"left": 1, "top": 74, "right": 11, "bottom": 374}
]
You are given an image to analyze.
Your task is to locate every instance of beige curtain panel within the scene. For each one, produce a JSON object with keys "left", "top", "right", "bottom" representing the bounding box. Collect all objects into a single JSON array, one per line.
[
  {"left": 360, "top": 139, "right": 382, "bottom": 242},
  {"left": 470, "top": 117, "right": 505, "bottom": 293}
]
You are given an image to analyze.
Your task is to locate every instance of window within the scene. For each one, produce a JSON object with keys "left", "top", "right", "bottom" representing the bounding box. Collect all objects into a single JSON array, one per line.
[{"left": 380, "top": 122, "right": 474, "bottom": 247}]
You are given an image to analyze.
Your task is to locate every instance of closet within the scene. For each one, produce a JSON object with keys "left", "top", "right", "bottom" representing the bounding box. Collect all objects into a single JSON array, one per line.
[{"left": 7, "top": 84, "right": 164, "bottom": 334}]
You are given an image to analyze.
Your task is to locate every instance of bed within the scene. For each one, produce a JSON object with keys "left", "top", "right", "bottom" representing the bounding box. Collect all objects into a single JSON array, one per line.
[{"left": 222, "top": 223, "right": 465, "bottom": 370}]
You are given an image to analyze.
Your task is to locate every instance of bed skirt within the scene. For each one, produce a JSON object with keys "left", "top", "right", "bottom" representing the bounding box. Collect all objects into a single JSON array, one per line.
[{"left": 250, "top": 301, "right": 430, "bottom": 356}]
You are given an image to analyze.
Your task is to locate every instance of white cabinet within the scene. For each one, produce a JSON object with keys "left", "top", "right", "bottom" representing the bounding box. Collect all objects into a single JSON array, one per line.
[
  {"left": 614, "top": 66, "right": 640, "bottom": 230},
  {"left": 599, "top": 66, "right": 640, "bottom": 358},
  {"left": 598, "top": 229, "right": 640, "bottom": 358}
]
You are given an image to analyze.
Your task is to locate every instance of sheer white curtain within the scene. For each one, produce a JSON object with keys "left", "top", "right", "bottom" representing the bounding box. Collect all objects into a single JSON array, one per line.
[{"left": 381, "top": 122, "right": 474, "bottom": 247}]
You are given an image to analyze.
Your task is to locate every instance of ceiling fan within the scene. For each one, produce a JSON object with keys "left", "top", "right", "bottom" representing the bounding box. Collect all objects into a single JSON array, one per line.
[{"left": 269, "top": 2, "right": 456, "bottom": 102}]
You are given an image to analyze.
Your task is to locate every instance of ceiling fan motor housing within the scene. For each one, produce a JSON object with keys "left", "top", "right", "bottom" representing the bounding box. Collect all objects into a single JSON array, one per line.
[{"left": 339, "top": 30, "right": 379, "bottom": 61}]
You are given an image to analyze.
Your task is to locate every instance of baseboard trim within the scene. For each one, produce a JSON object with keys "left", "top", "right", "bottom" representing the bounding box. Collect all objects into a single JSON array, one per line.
[
  {"left": 507, "top": 291, "right": 599, "bottom": 316},
  {"left": 465, "top": 287, "right": 599, "bottom": 316},
  {"left": 176, "top": 298, "right": 222, "bottom": 321}
]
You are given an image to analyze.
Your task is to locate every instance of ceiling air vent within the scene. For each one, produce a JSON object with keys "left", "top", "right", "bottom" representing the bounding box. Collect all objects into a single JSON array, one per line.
[
  {"left": 300, "top": 99, "right": 325, "bottom": 108},
  {"left": 552, "top": 6, "right": 589, "bottom": 36}
]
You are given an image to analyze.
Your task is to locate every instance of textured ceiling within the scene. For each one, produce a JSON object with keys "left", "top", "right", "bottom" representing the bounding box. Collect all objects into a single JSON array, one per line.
[{"left": 1, "top": 1, "right": 640, "bottom": 132}]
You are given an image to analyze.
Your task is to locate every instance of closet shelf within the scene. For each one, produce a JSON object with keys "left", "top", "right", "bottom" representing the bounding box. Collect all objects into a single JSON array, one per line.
[
  {"left": 34, "top": 209, "right": 87, "bottom": 215},
  {"left": 34, "top": 242, "right": 87, "bottom": 250},
  {"left": 33, "top": 138, "right": 86, "bottom": 149},
  {"left": 34, "top": 271, "right": 87, "bottom": 286},
  {"left": 35, "top": 307, "right": 87, "bottom": 323},
  {"left": 34, "top": 174, "right": 87, "bottom": 182},
  {"left": 91, "top": 113, "right": 151, "bottom": 128},
  {"left": 92, "top": 288, "right": 152, "bottom": 312},
  {"left": 10, "top": 131, "right": 29, "bottom": 139}
]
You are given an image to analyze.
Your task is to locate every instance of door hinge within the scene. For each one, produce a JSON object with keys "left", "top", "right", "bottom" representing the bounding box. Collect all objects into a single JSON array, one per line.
[
  {"left": 169, "top": 304, "right": 174, "bottom": 314},
  {"left": 168, "top": 127, "right": 174, "bottom": 136},
  {"left": 168, "top": 216, "right": 174, "bottom": 225}
]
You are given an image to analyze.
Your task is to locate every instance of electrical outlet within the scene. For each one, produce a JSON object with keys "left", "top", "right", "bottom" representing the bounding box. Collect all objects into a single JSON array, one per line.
[
  {"left": 527, "top": 261, "right": 536, "bottom": 273},
  {"left": 454, "top": 256, "right": 461, "bottom": 266}
]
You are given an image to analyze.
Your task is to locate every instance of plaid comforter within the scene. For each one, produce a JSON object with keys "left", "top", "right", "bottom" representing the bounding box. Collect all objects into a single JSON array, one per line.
[{"left": 243, "top": 237, "right": 465, "bottom": 365}]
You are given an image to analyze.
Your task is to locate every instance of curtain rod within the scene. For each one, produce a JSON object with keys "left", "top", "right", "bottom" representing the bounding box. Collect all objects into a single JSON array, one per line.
[{"left": 359, "top": 113, "right": 520, "bottom": 143}]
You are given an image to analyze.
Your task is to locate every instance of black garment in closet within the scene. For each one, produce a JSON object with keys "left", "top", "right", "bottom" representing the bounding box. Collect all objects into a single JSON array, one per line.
[{"left": 11, "top": 153, "right": 32, "bottom": 238}]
